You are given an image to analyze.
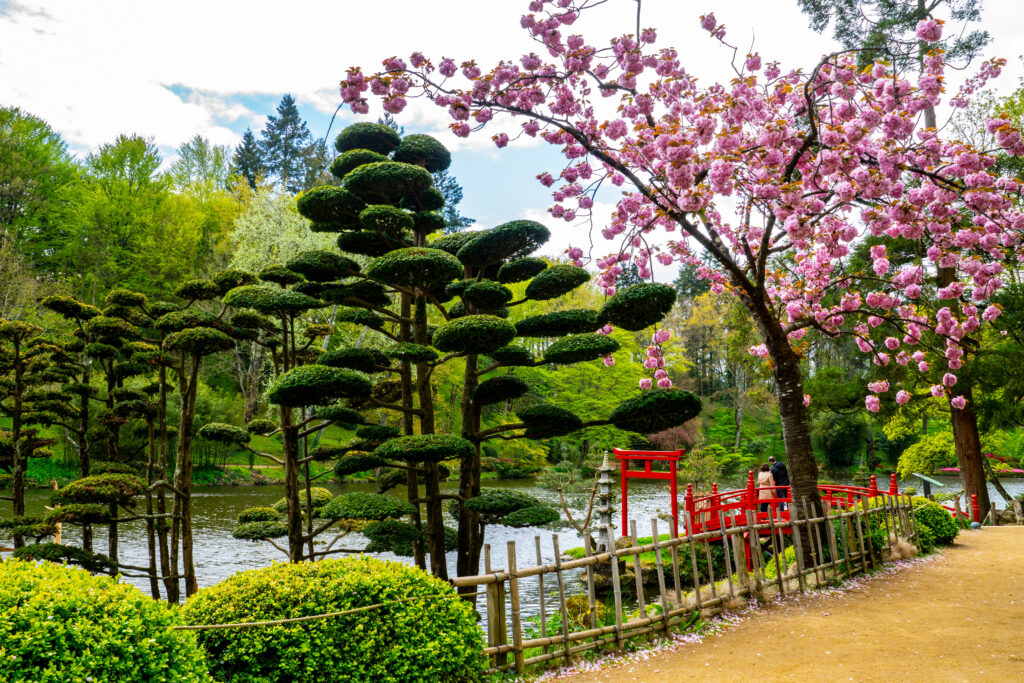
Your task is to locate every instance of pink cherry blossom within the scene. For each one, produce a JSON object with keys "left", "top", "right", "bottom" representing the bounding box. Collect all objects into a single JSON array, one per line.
[
  {"left": 896, "top": 390, "right": 910, "bottom": 405},
  {"left": 930, "top": 385, "right": 945, "bottom": 398},
  {"left": 915, "top": 19, "right": 942, "bottom": 43},
  {"left": 865, "top": 395, "right": 881, "bottom": 412},
  {"left": 639, "top": 378, "right": 653, "bottom": 390},
  {"left": 942, "top": 373, "right": 958, "bottom": 387},
  {"left": 950, "top": 395, "right": 967, "bottom": 409}
]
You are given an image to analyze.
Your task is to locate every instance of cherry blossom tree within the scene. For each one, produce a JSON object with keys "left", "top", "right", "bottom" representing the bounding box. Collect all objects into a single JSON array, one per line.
[{"left": 339, "top": 1, "right": 1024, "bottom": 515}]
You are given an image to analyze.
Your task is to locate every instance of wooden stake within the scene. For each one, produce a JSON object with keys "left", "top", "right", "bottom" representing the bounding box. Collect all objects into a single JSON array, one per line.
[
  {"left": 535, "top": 535, "right": 547, "bottom": 655},
  {"left": 717, "top": 510, "right": 736, "bottom": 599},
  {"left": 801, "top": 498, "right": 821, "bottom": 585},
  {"left": 668, "top": 516, "right": 683, "bottom": 606},
  {"left": 822, "top": 500, "right": 840, "bottom": 577},
  {"left": 507, "top": 541, "right": 525, "bottom": 674},
  {"left": 684, "top": 512, "right": 703, "bottom": 611},
  {"left": 551, "top": 535, "right": 571, "bottom": 666},
  {"left": 767, "top": 505, "right": 785, "bottom": 596},
  {"left": 582, "top": 534, "right": 598, "bottom": 632},
  {"left": 629, "top": 520, "right": 647, "bottom": 620},
  {"left": 651, "top": 519, "right": 672, "bottom": 637},
  {"left": 605, "top": 525, "right": 624, "bottom": 650},
  {"left": 790, "top": 503, "right": 807, "bottom": 593}
]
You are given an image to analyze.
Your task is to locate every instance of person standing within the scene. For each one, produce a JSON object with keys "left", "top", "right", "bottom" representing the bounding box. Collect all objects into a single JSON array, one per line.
[
  {"left": 757, "top": 463, "right": 775, "bottom": 513},
  {"left": 769, "top": 456, "right": 790, "bottom": 510}
]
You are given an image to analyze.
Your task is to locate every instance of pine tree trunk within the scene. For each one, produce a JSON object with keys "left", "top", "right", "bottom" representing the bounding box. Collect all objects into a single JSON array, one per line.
[
  {"left": 414, "top": 296, "right": 447, "bottom": 580},
  {"left": 78, "top": 365, "right": 93, "bottom": 552},
  {"left": 398, "top": 292, "right": 425, "bottom": 570},
  {"left": 171, "top": 356, "right": 201, "bottom": 598},
  {"left": 156, "top": 364, "right": 174, "bottom": 601},
  {"left": 144, "top": 419, "right": 160, "bottom": 599},
  {"left": 949, "top": 387, "right": 990, "bottom": 516},
  {"left": 457, "top": 353, "right": 483, "bottom": 595},
  {"left": 280, "top": 408, "right": 304, "bottom": 562},
  {"left": 10, "top": 342, "right": 25, "bottom": 548}
]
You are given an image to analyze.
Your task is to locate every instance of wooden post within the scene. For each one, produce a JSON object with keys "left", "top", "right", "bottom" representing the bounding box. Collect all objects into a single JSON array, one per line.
[
  {"left": 906, "top": 494, "right": 921, "bottom": 546},
  {"left": 730, "top": 512, "right": 749, "bottom": 591},
  {"left": 801, "top": 498, "right": 821, "bottom": 585},
  {"left": 534, "top": 535, "right": 547, "bottom": 655},
  {"left": 651, "top": 518, "right": 671, "bottom": 637},
  {"left": 863, "top": 494, "right": 878, "bottom": 570},
  {"left": 605, "top": 524, "right": 624, "bottom": 650},
  {"left": 484, "top": 545, "right": 507, "bottom": 670},
  {"left": 822, "top": 500, "right": 840, "bottom": 577},
  {"left": 790, "top": 502, "right": 807, "bottom": 593},
  {"left": 506, "top": 541, "right": 525, "bottom": 674},
  {"left": 745, "top": 510, "right": 763, "bottom": 598},
  {"left": 668, "top": 515, "right": 683, "bottom": 606},
  {"left": 767, "top": 505, "right": 785, "bottom": 596},
  {"left": 701, "top": 522, "right": 718, "bottom": 600},
  {"left": 684, "top": 512, "right": 703, "bottom": 611},
  {"left": 629, "top": 521, "right": 647, "bottom": 620},
  {"left": 852, "top": 497, "right": 869, "bottom": 575},
  {"left": 717, "top": 510, "right": 736, "bottom": 599},
  {"left": 582, "top": 534, "right": 598, "bottom": 632},
  {"left": 834, "top": 505, "right": 852, "bottom": 579},
  {"left": 551, "top": 535, "right": 571, "bottom": 666}
]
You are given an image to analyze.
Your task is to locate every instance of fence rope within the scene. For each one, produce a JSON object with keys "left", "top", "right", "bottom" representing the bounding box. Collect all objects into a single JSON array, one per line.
[{"left": 172, "top": 590, "right": 484, "bottom": 631}]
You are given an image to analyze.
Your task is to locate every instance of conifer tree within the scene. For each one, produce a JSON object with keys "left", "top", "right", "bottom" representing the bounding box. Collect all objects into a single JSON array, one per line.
[
  {"left": 260, "top": 94, "right": 313, "bottom": 193},
  {"left": 231, "top": 128, "right": 265, "bottom": 189}
]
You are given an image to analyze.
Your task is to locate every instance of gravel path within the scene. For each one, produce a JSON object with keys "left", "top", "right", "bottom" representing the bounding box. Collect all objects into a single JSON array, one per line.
[{"left": 556, "top": 526, "right": 1024, "bottom": 681}]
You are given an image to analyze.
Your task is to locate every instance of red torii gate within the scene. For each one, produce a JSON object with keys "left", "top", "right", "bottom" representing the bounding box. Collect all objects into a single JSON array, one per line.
[{"left": 614, "top": 448, "right": 681, "bottom": 537}]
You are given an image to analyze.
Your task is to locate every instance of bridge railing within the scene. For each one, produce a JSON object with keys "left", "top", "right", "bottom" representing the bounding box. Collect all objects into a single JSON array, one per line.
[{"left": 456, "top": 491, "right": 917, "bottom": 675}]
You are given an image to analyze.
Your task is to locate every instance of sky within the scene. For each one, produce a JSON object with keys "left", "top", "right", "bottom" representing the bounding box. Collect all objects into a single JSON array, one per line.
[{"left": 3, "top": 0, "right": 1024, "bottom": 267}]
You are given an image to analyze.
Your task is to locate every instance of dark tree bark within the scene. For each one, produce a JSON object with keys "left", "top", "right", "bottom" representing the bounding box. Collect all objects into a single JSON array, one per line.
[{"left": 949, "top": 387, "right": 990, "bottom": 516}]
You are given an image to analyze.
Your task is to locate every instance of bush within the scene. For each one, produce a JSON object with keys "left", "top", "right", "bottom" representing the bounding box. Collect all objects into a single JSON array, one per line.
[
  {"left": 598, "top": 282, "right": 676, "bottom": 330},
  {"left": 53, "top": 473, "right": 146, "bottom": 505},
  {"left": 608, "top": 389, "right": 702, "bottom": 434},
  {"left": 365, "top": 247, "right": 462, "bottom": 290},
  {"left": 238, "top": 507, "right": 280, "bottom": 524},
  {"left": 912, "top": 497, "right": 959, "bottom": 545},
  {"left": 0, "top": 560, "right": 210, "bottom": 682},
  {"left": 267, "top": 365, "right": 372, "bottom": 407},
  {"left": 334, "top": 122, "right": 402, "bottom": 155},
  {"left": 542, "top": 333, "right": 620, "bottom": 364},
  {"left": 431, "top": 315, "right": 517, "bottom": 354},
  {"left": 320, "top": 491, "right": 414, "bottom": 521},
  {"left": 515, "top": 309, "right": 601, "bottom": 337},
  {"left": 456, "top": 220, "right": 550, "bottom": 267},
  {"left": 181, "top": 557, "right": 485, "bottom": 682},
  {"left": 516, "top": 403, "right": 583, "bottom": 438},
  {"left": 474, "top": 375, "right": 529, "bottom": 405},
  {"left": 374, "top": 434, "right": 475, "bottom": 463},
  {"left": 497, "top": 256, "right": 548, "bottom": 284},
  {"left": 503, "top": 505, "right": 559, "bottom": 527}
]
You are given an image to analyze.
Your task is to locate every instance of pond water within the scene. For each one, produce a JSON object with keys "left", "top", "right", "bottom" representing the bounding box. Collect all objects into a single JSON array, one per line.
[{"left": 3, "top": 473, "right": 1021, "bottom": 624}]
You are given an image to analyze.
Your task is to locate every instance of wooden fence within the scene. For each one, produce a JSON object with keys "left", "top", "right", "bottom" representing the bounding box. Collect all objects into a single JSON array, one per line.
[{"left": 453, "top": 493, "right": 918, "bottom": 675}]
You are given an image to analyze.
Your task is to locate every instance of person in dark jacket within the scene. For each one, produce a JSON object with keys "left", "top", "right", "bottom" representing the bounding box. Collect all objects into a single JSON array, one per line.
[{"left": 769, "top": 456, "right": 789, "bottom": 510}]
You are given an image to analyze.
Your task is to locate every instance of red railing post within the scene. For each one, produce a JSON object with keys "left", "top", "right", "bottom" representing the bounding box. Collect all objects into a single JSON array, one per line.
[
  {"left": 745, "top": 471, "right": 756, "bottom": 510},
  {"left": 711, "top": 482, "right": 718, "bottom": 496},
  {"left": 620, "top": 456, "right": 628, "bottom": 537},
  {"left": 868, "top": 474, "right": 878, "bottom": 498},
  {"left": 670, "top": 458, "right": 679, "bottom": 538},
  {"left": 889, "top": 473, "right": 898, "bottom": 495},
  {"left": 971, "top": 494, "right": 980, "bottom": 523}
]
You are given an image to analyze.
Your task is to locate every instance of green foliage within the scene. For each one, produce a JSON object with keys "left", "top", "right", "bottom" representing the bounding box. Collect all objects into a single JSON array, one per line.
[
  {"left": 296, "top": 186, "right": 366, "bottom": 226},
  {"left": 335, "top": 307, "right": 384, "bottom": 329},
  {"left": 502, "top": 505, "right": 560, "bottom": 527},
  {"left": 356, "top": 424, "right": 401, "bottom": 442},
  {"left": 41, "top": 295, "right": 102, "bottom": 321},
  {"left": 267, "top": 365, "right": 372, "bottom": 407},
  {"left": 0, "top": 560, "right": 211, "bottom": 682},
  {"left": 598, "top": 282, "right": 677, "bottom": 330},
  {"left": 516, "top": 403, "right": 584, "bottom": 438},
  {"left": 912, "top": 497, "right": 959, "bottom": 545},
  {"left": 432, "top": 315, "right": 516, "bottom": 354},
  {"left": 897, "top": 431, "right": 957, "bottom": 479},
  {"left": 486, "top": 344, "right": 535, "bottom": 366},
  {"left": 154, "top": 310, "right": 217, "bottom": 333},
  {"left": 359, "top": 204, "right": 414, "bottom": 234},
  {"left": 456, "top": 220, "right": 550, "bottom": 267},
  {"left": 104, "top": 288, "right": 147, "bottom": 307},
  {"left": 386, "top": 342, "right": 438, "bottom": 363},
  {"left": 365, "top": 247, "right": 462, "bottom": 289},
  {"left": 374, "top": 434, "right": 475, "bottom": 463},
  {"left": 246, "top": 418, "right": 278, "bottom": 435},
  {"left": 257, "top": 265, "right": 304, "bottom": 286},
  {"left": 334, "top": 122, "right": 403, "bottom": 155},
  {"left": 474, "top": 375, "right": 529, "bottom": 405},
  {"left": 609, "top": 389, "right": 702, "bottom": 433},
  {"left": 164, "top": 327, "right": 235, "bottom": 356},
  {"left": 323, "top": 280, "right": 391, "bottom": 308},
  {"left": 334, "top": 452, "right": 385, "bottom": 476},
  {"left": 915, "top": 522, "right": 937, "bottom": 554},
  {"left": 90, "top": 461, "right": 138, "bottom": 475},
  {"left": 464, "top": 488, "right": 543, "bottom": 524},
  {"left": 524, "top": 264, "right": 590, "bottom": 300},
  {"left": 317, "top": 347, "right": 388, "bottom": 374},
  {"left": 238, "top": 507, "right": 280, "bottom": 524},
  {"left": 393, "top": 134, "right": 452, "bottom": 173},
  {"left": 313, "top": 405, "right": 364, "bottom": 425},
  {"left": 428, "top": 230, "right": 478, "bottom": 256},
  {"left": 497, "top": 257, "right": 548, "bottom": 284},
  {"left": 233, "top": 520, "right": 289, "bottom": 540},
  {"left": 11, "top": 543, "right": 115, "bottom": 573},
  {"left": 43, "top": 503, "right": 113, "bottom": 526},
  {"left": 286, "top": 250, "right": 359, "bottom": 282},
  {"left": 516, "top": 309, "right": 601, "bottom": 337},
  {"left": 270, "top": 487, "right": 334, "bottom": 515},
  {"left": 462, "top": 281, "right": 514, "bottom": 310},
  {"left": 812, "top": 413, "right": 866, "bottom": 468},
  {"left": 343, "top": 161, "right": 433, "bottom": 205},
  {"left": 198, "top": 422, "right": 251, "bottom": 445},
  {"left": 336, "top": 229, "right": 407, "bottom": 256},
  {"left": 54, "top": 473, "right": 146, "bottom": 505},
  {"left": 213, "top": 269, "right": 258, "bottom": 294},
  {"left": 174, "top": 279, "right": 219, "bottom": 301},
  {"left": 180, "top": 557, "right": 485, "bottom": 683},
  {"left": 320, "top": 491, "right": 414, "bottom": 521},
  {"left": 543, "top": 333, "right": 620, "bottom": 364},
  {"left": 330, "top": 149, "right": 388, "bottom": 180},
  {"left": 223, "top": 285, "right": 322, "bottom": 313}
]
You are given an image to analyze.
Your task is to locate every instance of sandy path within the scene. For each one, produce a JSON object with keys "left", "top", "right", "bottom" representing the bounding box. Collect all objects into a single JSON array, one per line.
[{"left": 557, "top": 526, "right": 1024, "bottom": 682}]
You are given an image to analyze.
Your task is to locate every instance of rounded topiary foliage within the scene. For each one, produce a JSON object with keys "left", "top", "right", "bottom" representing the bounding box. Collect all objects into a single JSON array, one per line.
[
  {"left": 393, "top": 133, "right": 451, "bottom": 173},
  {"left": 516, "top": 309, "right": 601, "bottom": 337},
  {"left": 365, "top": 247, "right": 462, "bottom": 290},
  {"left": 465, "top": 489, "right": 543, "bottom": 524},
  {"left": 233, "top": 520, "right": 288, "bottom": 540},
  {"left": 356, "top": 424, "right": 401, "bottom": 442},
  {"left": 608, "top": 389, "right": 702, "bottom": 433},
  {"left": 516, "top": 403, "right": 584, "bottom": 438},
  {"left": 324, "top": 280, "right": 393, "bottom": 308},
  {"left": 308, "top": 445, "right": 348, "bottom": 462},
  {"left": 411, "top": 211, "right": 446, "bottom": 235},
  {"left": 174, "top": 279, "right": 220, "bottom": 302},
  {"left": 257, "top": 264, "right": 305, "bottom": 286},
  {"left": 503, "top": 505, "right": 560, "bottom": 528},
  {"left": 598, "top": 282, "right": 676, "bottom": 331},
  {"left": 237, "top": 507, "right": 279, "bottom": 524},
  {"left": 432, "top": 315, "right": 516, "bottom": 354},
  {"left": 334, "top": 452, "right": 385, "bottom": 477},
  {"left": 11, "top": 543, "right": 115, "bottom": 573},
  {"left": 335, "top": 122, "right": 402, "bottom": 155},
  {"left": 246, "top": 418, "right": 278, "bottom": 435},
  {"left": 164, "top": 327, "right": 235, "bottom": 357},
  {"left": 297, "top": 185, "right": 367, "bottom": 224},
  {"left": 314, "top": 404, "right": 364, "bottom": 425},
  {"left": 497, "top": 257, "right": 548, "bottom": 284},
  {"left": 359, "top": 204, "right": 415, "bottom": 235},
  {"left": 90, "top": 460, "right": 138, "bottom": 475},
  {"left": 362, "top": 519, "right": 423, "bottom": 555},
  {"left": 181, "top": 557, "right": 484, "bottom": 683},
  {"left": 386, "top": 342, "right": 439, "bottom": 363},
  {"left": 524, "top": 264, "right": 590, "bottom": 301},
  {"left": 54, "top": 473, "right": 146, "bottom": 505},
  {"left": 43, "top": 503, "right": 114, "bottom": 526},
  {"left": 429, "top": 230, "right": 479, "bottom": 256},
  {"left": 320, "top": 491, "right": 414, "bottom": 521},
  {"left": 486, "top": 344, "right": 535, "bottom": 366},
  {"left": 317, "top": 347, "right": 389, "bottom": 374},
  {"left": 286, "top": 250, "right": 360, "bottom": 282},
  {"left": 268, "top": 365, "right": 372, "bottom": 407},
  {"left": 337, "top": 230, "right": 411, "bottom": 257},
  {"left": 85, "top": 315, "right": 137, "bottom": 339},
  {"left": 213, "top": 268, "right": 258, "bottom": 294},
  {"left": 462, "top": 281, "right": 514, "bottom": 310},
  {"left": 330, "top": 148, "right": 389, "bottom": 180},
  {"left": 104, "top": 288, "right": 147, "bottom": 307},
  {"left": 912, "top": 498, "right": 959, "bottom": 545},
  {"left": 223, "top": 285, "right": 322, "bottom": 313},
  {"left": 343, "top": 161, "right": 433, "bottom": 205},
  {"left": 543, "top": 333, "right": 620, "bottom": 364},
  {"left": 0, "top": 560, "right": 211, "bottom": 682},
  {"left": 456, "top": 220, "right": 551, "bottom": 267},
  {"left": 198, "top": 422, "right": 251, "bottom": 446},
  {"left": 270, "top": 487, "right": 334, "bottom": 515},
  {"left": 374, "top": 434, "right": 475, "bottom": 464},
  {"left": 336, "top": 307, "right": 384, "bottom": 329},
  {"left": 474, "top": 375, "right": 530, "bottom": 405}
]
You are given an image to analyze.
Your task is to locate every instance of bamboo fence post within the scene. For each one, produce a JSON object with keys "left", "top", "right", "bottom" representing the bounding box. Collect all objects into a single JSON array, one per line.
[
  {"left": 801, "top": 498, "right": 821, "bottom": 586},
  {"left": 701, "top": 528, "right": 718, "bottom": 600},
  {"left": 683, "top": 511, "right": 703, "bottom": 611},
  {"left": 582, "top": 534, "right": 598, "bottom": 632},
  {"left": 629, "top": 521, "right": 647, "bottom": 620},
  {"left": 745, "top": 510, "right": 764, "bottom": 599},
  {"left": 729, "top": 512, "right": 749, "bottom": 591},
  {"left": 790, "top": 503, "right": 807, "bottom": 593},
  {"left": 766, "top": 505, "right": 785, "bottom": 597},
  {"left": 906, "top": 494, "right": 920, "bottom": 546},
  {"left": 551, "top": 535, "right": 571, "bottom": 666},
  {"left": 605, "top": 524, "right": 624, "bottom": 650},
  {"left": 668, "top": 517, "right": 683, "bottom": 606},
  {"left": 879, "top": 494, "right": 893, "bottom": 553},
  {"left": 887, "top": 494, "right": 901, "bottom": 540},
  {"left": 534, "top": 535, "right": 547, "bottom": 655},
  {"left": 484, "top": 545, "right": 507, "bottom": 670},
  {"left": 852, "top": 498, "right": 868, "bottom": 574},
  {"left": 651, "top": 518, "right": 671, "bottom": 637},
  {"left": 717, "top": 510, "right": 736, "bottom": 599},
  {"left": 834, "top": 504, "right": 852, "bottom": 579},
  {"left": 862, "top": 494, "right": 878, "bottom": 570},
  {"left": 822, "top": 500, "right": 840, "bottom": 577},
  {"left": 506, "top": 541, "right": 525, "bottom": 674}
]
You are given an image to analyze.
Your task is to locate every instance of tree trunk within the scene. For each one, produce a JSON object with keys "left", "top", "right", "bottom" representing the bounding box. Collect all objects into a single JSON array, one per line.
[
  {"left": 156, "top": 364, "right": 174, "bottom": 601},
  {"left": 78, "top": 364, "right": 93, "bottom": 552},
  {"left": 171, "top": 356, "right": 201, "bottom": 598},
  {"left": 414, "top": 295, "right": 447, "bottom": 579},
  {"left": 457, "top": 353, "right": 483, "bottom": 595},
  {"left": 398, "top": 292, "right": 425, "bottom": 570},
  {"left": 733, "top": 377, "right": 744, "bottom": 450},
  {"left": 11, "top": 339, "right": 25, "bottom": 548},
  {"left": 280, "top": 407, "right": 304, "bottom": 562},
  {"left": 949, "top": 388, "right": 991, "bottom": 516},
  {"left": 144, "top": 419, "right": 160, "bottom": 599}
]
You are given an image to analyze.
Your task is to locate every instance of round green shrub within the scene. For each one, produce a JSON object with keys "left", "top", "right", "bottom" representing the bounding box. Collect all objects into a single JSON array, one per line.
[
  {"left": 90, "top": 460, "right": 138, "bottom": 475},
  {"left": 410, "top": 186, "right": 445, "bottom": 211},
  {"left": 198, "top": 422, "right": 251, "bottom": 445},
  {"left": 267, "top": 365, "right": 372, "bottom": 407},
  {"left": 330, "top": 148, "right": 389, "bottom": 180},
  {"left": 524, "top": 264, "right": 590, "bottom": 300},
  {"left": 246, "top": 418, "right": 278, "bottom": 435},
  {"left": 912, "top": 498, "right": 959, "bottom": 545},
  {"left": 335, "top": 122, "right": 402, "bottom": 154},
  {"left": 317, "top": 347, "right": 389, "bottom": 374},
  {"left": 257, "top": 265, "right": 305, "bottom": 286},
  {"left": 462, "top": 281, "right": 513, "bottom": 309},
  {"left": 213, "top": 268, "right": 257, "bottom": 294},
  {"left": 393, "top": 134, "right": 451, "bottom": 173},
  {"left": 11, "top": 543, "right": 115, "bottom": 573},
  {"left": 516, "top": 403, "right": 584, "bottom": 438},
  {"left": 542, "top": 333, "right": 620, "bottom": 364},
  {"left": 104, "top": 288, "right": 147, "bottom": 307},
  {"left": 366, "top": 247, "right": 462, "bottom": 290},
  {"left": 915, "top": 521, "right": 937, "bottom": 554},
  {"left": 486, "top": 344, "right": 536, "bottom": 366},
  {"left": 270, "top": 487, "right": 335, "bottom": 515},
  {"left": 233, "top": 520, "right": 289, "bottom": 540},
  {"left": 373, "top": 434, "right": 475, "bottom": 463},
  {"left": 465, "top": 488, "right": 543, "bottom": 524},
  {"left": 337, "top": 230, "right": 411, "bottom": 257},
  {"left": 411, "top": 211, "right": 446, "bottom": 235},
  {"left": 456, "top": 220, "right": 550, "bottom": 267},
  {"left": 43, "top": 503, "right": 113, "bottom": 526},
  {"left": 230, "top": 309, "right": 275, "bottom": 329},
  {"left": 356, "top": 424, "right": 401, "bottom": 442},
  {"left": 41, "top": 294, "right": 102, "bottom": 321},
  {"left": 154, "top": 310, "right": 218, "bottom": 333},
  {"left": 314, "top": 404, "right": 364, "bottom": 425},
  {"left": 432, "top": 315, "right": 516, "bottom": 354},
  {"left": 503, "top": 506, "right": 560, "bottom": 528},
  {"left": 174, "top": 279, "right": 219, "bottom": 301},
  {"left": 447, "top": 300, "right": 508, "bottom": 319},
  {"left": 598, "top": 282, "right": 676, "bottom": 330},
  {"left": 321, "top": 280, "right": 392, "bottom": 308},
  {"left": 0, "top": 560, "right": 211, "bottom": 682},
  {"left": 309, "top": 445, "right": 348, "bottom": 462},
  {"left": 334, "top": 452, "right": 385, "bottom": 476},
  {"left": 181, "top": 557, "right": 485, "bottom": 683},
  {"left": 238, "top": 507, "right": 280, "bottom": 524},
  {"left": 343, "top": 161, "right": 433, "bottom": 205},
  {"left": 296, "top": 185, "right": 367, "bottom": 224},
  {"left": 386, "top": 342, "right": 439, "bottom": 363},
  {"left": 516, "top": 309, "right": 601, "bottom": 337},
  {"left": 286, "top": 250, "right": 360, "bottom": 282},
  {"left": 85, "top": 315, "right": 137, "bottom": 338},
  {"left": 362, "top": 519, "right": 423, "bottom": 555},
  {"left": 497, "top": 257, "right": 548, "bottom": 284},
  {"left": 335, "top": 307, "right": 384, "bottom": 329},
  {"left": 164, "top": 327, "right": 235, "bottom": 356},
  {"left": 54, "top": 473, "right": 146, "bottom": 505},
  {"left": 474, "top": 375, "right": 529, "bottom": 405},
  {"left": 359, "top": 204, "right": 415, "bottom": 235},
  {"left": 609, "top": 389, "right": 702, "bottom": 433},
  {"left": 224, "top": 285, "right": 322, "bottom": 313},
  {"left": 429, "top": 230, "right": 479, "bottom": 256},
  {"left": 320, "top": 491, "right": 414, "bottom": 520},
  {"left": 376, "top": 468, "right": 407, "bottom": 493}
]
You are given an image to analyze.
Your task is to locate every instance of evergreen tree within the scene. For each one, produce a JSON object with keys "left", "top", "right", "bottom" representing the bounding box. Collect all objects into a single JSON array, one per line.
[
  {"left": 260, "top": 95, "right": 313, "bottom": 193},
  {"left": 231, "top": 128, "right": 265, "bottom": 189}
]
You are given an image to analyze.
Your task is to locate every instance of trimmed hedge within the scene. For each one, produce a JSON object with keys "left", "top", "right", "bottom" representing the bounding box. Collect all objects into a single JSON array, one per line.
[
  {"left": 393, "top": 134, "right": 452, "bottom": 173},
  {"left": 462, "top": 281, "right": 514, "bottom": 309},
  {"left": 296, "top": 185, "right": 367, "bottom": 224},
  {"left": 257, "top": 264, "right": 304, "bottom": 286},
  {"left": 542, "top": 333, "right": 620, "bottom": 364},
  {"left": 411, "top": 211, "right": 446, "bottom": 235},
  {"left": 464, "top": 489, "right": 543, "bottom": 524},
  {"left": 456, "top": 220, "right": 550, "bottom": 267},
  {"left": 320, "top": 491, "right": 414, "bottom": 520},
  {"left": 336, "top": 230, "right": 408, "bottom": 257},
  {"left": 317, "top": 347, "right": 389, "bottom": 374},
  {"left": 0, "top": 560, "right": 211, "bottom": 682},
  {"left": 330, "top": 148, "right": 388, "bottom": 180},
  {"left": 429, "top": 230, "right": 479, "bottom": 256},
  {"left": 516, "top": 309, "right": 601, "bottom": 337},
  {"left": 598, "top": 282, "right": 676, "bottom": 330},
  {"left": 524, "top": 264, "right": 590, "bottom": 300},
  {"left": 174, "top": 279, "right": 219, "bottom": 301},
  {"left": 474, "top": 375, "right": 530, "bottom": 405},
  {"left": 213, "top": 268, "right": 258, "bottom": 294},
  {"left": 334, "top": 122, "right": 402, "bottom": 154},
  {"left": 335, "top": 307, "right": 384, "bottom": 328},
  {"left": 267, "top": 365, "right": 372, "bottom": 407},
  {"left": 237, "top": 507, "right": 280, "bottom": 524},
  {"left": 334, "top": 452, "right": 385, "bottom": 476},
  {"left": 356, "top": 424, "right": 401, "bottom": 442},
  {"left": 343, "top": 161, "right": 433, "bottom": 205},
  {"left": 359, "top": 204, "right": 415, "bottom": 235},
  {"left": 322, "top": 280, "right": 392, "bottom": 308},
  {"left": 198, "top": 422, "right": 251, "bottom": 445},
  {"left": 180, "top": 557, "right": 485, "bottom": 683},
  {"left": 286, "top": 251, "right": 360, "bottom": 282},
  {"left": 516, "top": 403, "right": 584, "bottom": 438},
  {"left": 11, "top": 543, "right": 115, "bottom": 573},
  {"left": 365, "top": 247, "right": 462, "bottom": 290},
  {"left": 386, "top": 342, "right": 439, "bottom": 363},
  {"left": 374, "top": 434, "right": 475, "bottom": 463},
  {"left": 313, "top": 404, "right": 364, "bottom": 425},
  {"left": 486, "top": 344, "right": 535, "bottom": 366},
  {"left": 233, "top": 520, "right": 288, "bottom": 541},
  {"left": 270, "top": 487, "right": 334, "bottom": 515},
  {"left": 163, "top": 327, "right": 234, "bottom": 356},
  {"left": 223, "top": 285, "right": 322, "bottom": 313},
  {"left": 608, "top": 389, "right": 702, "bottom": 433},
  {"left": 497, "top": 257, "right": 548, "bottom": 284},
  {"left": 432, "top": 315, "right": 516, "bottom": 354},
  {"left": 54, "top": 473, "right": 146, "bottom": 505},
  {"left": 912, "top": 498, "right": 959, "bottom": 545},
  {"left": 503, "top": 506, "right": 560, "bottom": 527},
  {"left": 246, "top": 418, "right": 278, "bottom": 435}
]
